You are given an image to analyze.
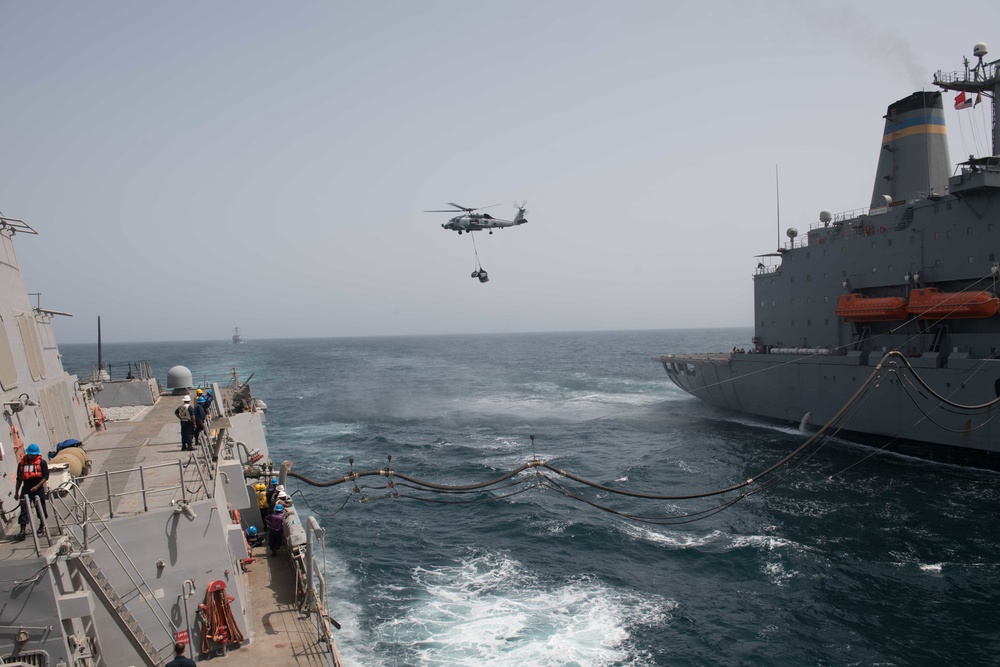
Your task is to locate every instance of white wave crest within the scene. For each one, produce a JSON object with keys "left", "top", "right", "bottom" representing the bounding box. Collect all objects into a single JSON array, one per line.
[{"left": 373, "top": 551, "right": 672, "bottom": 666}]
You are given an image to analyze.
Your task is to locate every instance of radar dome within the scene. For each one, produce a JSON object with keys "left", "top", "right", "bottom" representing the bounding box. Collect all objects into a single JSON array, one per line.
[
  {"left": 819, "top": 210, "right": 833, "bottom": 223},
  {"left": 786, "top": 227, "right": 798, "bottom": 239},
  {"left": 166, "top": 365, "right": 193, "bottom": 391},
  {"left": 974, "top": 42, "right": 988, "bottom": 58}
]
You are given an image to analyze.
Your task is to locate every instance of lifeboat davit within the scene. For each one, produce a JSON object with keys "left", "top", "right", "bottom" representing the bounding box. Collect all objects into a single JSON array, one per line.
[
  {"left": 906, "top": 287, "right": 1000, "bottom": 319},
  {"left": 835, "top": 294, "right": 908, "bottom": 322}
]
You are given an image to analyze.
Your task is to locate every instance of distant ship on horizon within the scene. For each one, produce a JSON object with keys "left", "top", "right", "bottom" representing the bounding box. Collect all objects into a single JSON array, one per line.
[{"left": 233, "top": 326, "right": 244, "bottom": 344}]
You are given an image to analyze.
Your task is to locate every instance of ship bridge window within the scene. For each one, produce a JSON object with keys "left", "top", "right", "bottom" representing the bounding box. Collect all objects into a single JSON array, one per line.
[
  {"left": 0, "top": 315, "right": 18, "bottom": 390},
  {"left": 872, "top": 266, "right": 878, "bottom": 273},
  {"left": 888, "top": 264, "right": 893, "bottom": 273}
]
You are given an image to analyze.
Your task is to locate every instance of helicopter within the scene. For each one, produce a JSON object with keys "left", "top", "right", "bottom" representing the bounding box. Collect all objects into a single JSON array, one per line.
[{"left": 426, "top": 202, "right": 528, "bottom": 234}]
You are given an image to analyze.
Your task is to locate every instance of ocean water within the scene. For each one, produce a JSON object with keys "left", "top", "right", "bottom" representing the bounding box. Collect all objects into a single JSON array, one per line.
[{"left": 60, "top": 329, "right": 1000, "bottom": 666}]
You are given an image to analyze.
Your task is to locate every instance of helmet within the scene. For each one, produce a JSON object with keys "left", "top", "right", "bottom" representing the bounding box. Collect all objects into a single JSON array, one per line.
[
  {"left": 196, "top": 388, "right": 203, "bottom": 395},
  {"left": 26, "top": 443, "right": 40, "bottom": 456},
  {"left": 255, "top": 483, "right": 265, "bottom": 491},
  {"left": 183, "top": 396, "right": 191, "bottom": 403},
  {"left": 271, "top": 477, "right": 278, "bottom": 485},
  {"left": 247, "top": 526, "right": 258, "bottom": 536},
  {"left": 197, "top": 397, "right": 206, "bottom": 403},
  {"left": 273, "top": 504, "right": 283, "bottom": 512},
  {"left": 206, "top": 390, "right": 213, "bottom": 396},
  {"left": 276, "top": 485, "right": 284, "bottom": 493}
]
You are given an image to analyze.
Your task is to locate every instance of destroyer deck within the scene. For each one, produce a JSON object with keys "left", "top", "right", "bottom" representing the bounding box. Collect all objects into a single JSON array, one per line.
[{"left": 1, "top": 390, "right": 338, "bottom": 665}]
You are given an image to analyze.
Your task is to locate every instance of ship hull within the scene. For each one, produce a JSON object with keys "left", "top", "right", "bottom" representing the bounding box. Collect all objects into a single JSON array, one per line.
[{"left": 660, "top": 353, "right": 1000, "bottom": 470}]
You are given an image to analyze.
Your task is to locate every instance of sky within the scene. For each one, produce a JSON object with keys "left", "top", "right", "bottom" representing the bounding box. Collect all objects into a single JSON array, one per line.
[{"left": 2, "top": 1, "right": 998, "bottom": 343}]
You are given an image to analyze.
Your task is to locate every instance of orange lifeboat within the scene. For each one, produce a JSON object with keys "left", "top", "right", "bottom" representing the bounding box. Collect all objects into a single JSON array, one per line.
[
  {"left": 835, "top": 294, "right": 908, "bottom": 322},
  {"left": 906, "top": 287, "right": 1000, "bottom": 319}
]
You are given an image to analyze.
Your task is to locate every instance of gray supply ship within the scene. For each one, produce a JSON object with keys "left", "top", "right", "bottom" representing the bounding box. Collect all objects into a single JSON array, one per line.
[
  {"left": 658, "top": 43, "right": 1000, "bottom": 469},
  {"left": 0, "top": 217, "right": 340, "bottom": 664}
]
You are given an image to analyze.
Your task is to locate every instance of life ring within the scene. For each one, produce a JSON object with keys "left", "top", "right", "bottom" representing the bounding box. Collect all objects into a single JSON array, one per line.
[
  {"left": 879, "top": 225, "right": 887, "bottom": 234},
  {"left": 865, "top": 226, "right": 873, "bottom": 236},
  {"left": 818, "top": 237, "right": 826, "bottom": 244}
]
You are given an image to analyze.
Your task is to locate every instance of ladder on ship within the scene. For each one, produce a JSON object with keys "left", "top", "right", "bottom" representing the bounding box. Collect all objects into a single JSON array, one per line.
[
  {"left": 53, "top": 486, "right": 178, "bottom": 666},
  {"left": 72, "top": 550, "right": 167, "bottom": 666}
]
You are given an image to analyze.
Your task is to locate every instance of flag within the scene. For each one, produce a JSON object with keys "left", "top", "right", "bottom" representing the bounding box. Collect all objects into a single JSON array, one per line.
[
  {"left": 975, "top": 92, "right": 982, "bottom": 107},
  {"left": 955, "top": 92, "right": 973, "bottom": 110}
]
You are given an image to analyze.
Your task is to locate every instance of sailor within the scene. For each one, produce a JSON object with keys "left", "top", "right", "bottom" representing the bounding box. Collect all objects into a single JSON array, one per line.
[
  {"left": 14, "top": 443, "right": 49, "bottom": 540},
  {"left": 267, "top": 503, "right": 286, "bottom": 556},
  {"left": 265, "top": 477, "right": 279, "bottom": 507},
  {"left": 256, "top": 483, "right": 270, "bottom": 522},
  {"left": 244, "top": 525, "right": 263, "bottom": 547},
  {"left": 177, "top": 395, "right": 195, "bottom": 451},
  {"left": 270, "top": 485, "right": 288, "bottom": 512},
  {"left": 164, "top": 641, "right": 196, "bottom": 667},
  {"left": 192, "top": 397, "right": 207, "bottom": 445},
  {"left": 202, "top": 389, "right": 215, "bottom": 417}
]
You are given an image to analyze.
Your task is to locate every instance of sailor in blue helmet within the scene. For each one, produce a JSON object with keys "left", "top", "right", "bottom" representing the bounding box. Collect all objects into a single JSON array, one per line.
[
  {"left": 266, "top": 503, "right": 286, "bottom": 556},
  {"left": 266, "top": 476, "right": 280, "bottom": 508},
  {"left": 202, "top": 389, "right": 215, "bottom": 416},
  {"left": 14, "top": 443, "right": 49, "bottom": 540},
  {"left": 193, "top": 396, "right": 207, "bottom": 443},
  {"left": 244, "top": 524, "right": 263, "bottom": 547}
]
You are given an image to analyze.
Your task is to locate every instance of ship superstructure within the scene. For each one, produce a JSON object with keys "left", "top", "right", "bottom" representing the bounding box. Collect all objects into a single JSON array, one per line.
[{"left": 658, "top": 43, "right": 1000, "bottom": 468}]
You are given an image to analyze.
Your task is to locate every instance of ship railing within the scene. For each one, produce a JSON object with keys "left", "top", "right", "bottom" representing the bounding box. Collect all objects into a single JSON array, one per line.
[
  {"left": 83, "top": 360, "right": 156, "bottom": 383},
  {"left": 50, "top": 479, "right": 179, "bottom": 657},
  {"left": 277, "top": 462, "right": 342, "bottom": 666},
  {"left": 56, "top": 457, "right": 211, "bottom": 520},
  {"left": 289, "top": 515, "right": 343, "bottom": 666},
  {"left": 934, "top": 63, "right": 1000, "bottom": 86}
]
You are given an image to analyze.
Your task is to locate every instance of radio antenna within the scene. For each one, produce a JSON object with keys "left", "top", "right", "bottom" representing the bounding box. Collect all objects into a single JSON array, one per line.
[{"left": 775, "top": 164, "right": 781, "bottom": 250}]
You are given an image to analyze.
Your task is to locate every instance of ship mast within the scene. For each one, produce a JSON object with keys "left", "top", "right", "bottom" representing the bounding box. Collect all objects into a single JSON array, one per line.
[{"left": 933, "top": 42, "right": 1000, "bottom": 157}]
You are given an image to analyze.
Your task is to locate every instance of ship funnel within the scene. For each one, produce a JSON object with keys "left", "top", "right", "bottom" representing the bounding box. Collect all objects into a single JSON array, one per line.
[{"left": 870, "top": 92, "right": 950, "bottom": 209}]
